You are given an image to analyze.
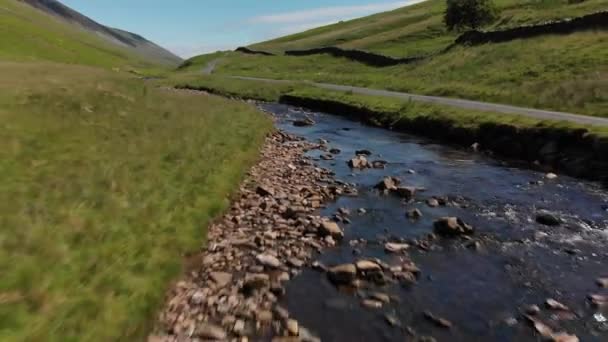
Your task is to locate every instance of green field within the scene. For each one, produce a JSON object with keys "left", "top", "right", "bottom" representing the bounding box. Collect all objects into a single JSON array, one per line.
[
  {"left": 250, "top": 0, "right": 607, "bottom": 57},
  {"left": 0, "top": 1, "right": 272, "bottom": 341},
  {"left": 179, "top": 0, "right": 608, "bottom": 117}
]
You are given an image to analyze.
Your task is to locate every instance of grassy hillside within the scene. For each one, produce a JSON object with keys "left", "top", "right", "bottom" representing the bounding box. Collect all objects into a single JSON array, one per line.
[
  {"left": 250, "top": 0, "right": 607, "bottom": 57},
  {"left": 181, "top": 0, "right": 608, "bottom": 117},
  {"left": 0, "top": 0, "right": 153, "bottom": 68},
  {"left": 0, "top": 1, "right": 272, "bottom": 341},
  {"left": 0, "top": 62, "right": 271, "bottom": 342}
]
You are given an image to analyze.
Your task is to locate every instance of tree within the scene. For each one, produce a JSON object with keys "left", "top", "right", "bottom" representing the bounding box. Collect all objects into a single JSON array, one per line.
[{"left": 444, "top": 0, "right": 498, "bottom": 31}]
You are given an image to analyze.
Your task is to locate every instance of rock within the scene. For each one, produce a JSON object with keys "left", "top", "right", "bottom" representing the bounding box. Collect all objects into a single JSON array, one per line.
[
  {"left": 524, "top": 304, "right": 541, "bottom": 315},
  {"left": 348, "top": 155, "right": 369, "bottom": 169},
  {"left": 193, "top": 323, "right": 227, "bottom": 340},
  {"left": 545, "top": 173, "right": 558, "bottom": 180},
  {"left": 358, "top": 208, "right": 367, "bottom": 214},
  {"left": 551, "top": 333, "right": 579, "bottom": 342},
  {"left": 256, "top": 253, "right": 282, "bottom": 268},
  {"left": 242, "top": 273, "right": 269, "bottom": 292},
  {"left": 423, "top": 311, "right": 452, "bottom": 328},
  {"left": 369, "top": 292, "right": 391, "bottom": 304},
  {"left": 536, "top": 210, "right": 561, "bottom": 226},
  {"left": 426, "top": 198, "right": 440, "bottom": 208},
  {"left": 233, "top": 319, "right": 246, "bottom": 335},
  {"left": 385, "top": 313, "right": 401, "bottom": 327},
  {"left": 256, "top": 310, "right": 273, "bottom": 324},
  {"left": 355, "top": 260, "right": 382, "bottom": 273},
  {"left": 433, "top": 217, "right": 474, "bottom": 237},
  {"left": 329, "top": 148, "right": 341, "bottom": 154},
  {"left": 299, "top": 326, "right": 321, "bottom": 342},
  {"left": 385, "top": 242, "right": 410, "bottom": 253},
  {"left": 286, "top": 319, "right": 299, "bottom": 336},
  {"left": 588, "top": 294, "right": 608, "bottom": 308},
  {"left": 372, "top": 160, "right": 388, "bottom": 169},
  {"left": 209, "top": 272, "right": 232, "bottom": 287},
  {"left": 597, "top": 277, "right": 608, "bottom": 288},
  {"left": 287, "top": 257, "right": 304, "bottom": 268},
  {"left": 545, "top": 299, "right": 570, "bottom": 311},
  {"left": 375, "top": 176, "right": 400, "bottom": 191},
  {"left": 319, "top": 220, "right": 344, "bottom": 239},
  {"left": 361, "top": 299, "right": 383, "bottom": 309},
  {"left": 293, "top": 118, "right": 315, "bottom": 127},
  {"left": 526, "top": 315, "right": 579, "bottom": 342},
  {"left": 356, "top": 149, "right": 372, "bottom": 156},
  {"left": 471, "top": 142, "right": 480, "bottom": 152},
  {"left": 320, "top": 154, "right": 334, "bottom": 160},
  {"left": 328, "top": 264, "right": 357, "bottom": 284},
  {"left": 256, "top": 185, "right": 274, "bottom": 197},
  {"left": 393, "top": 186, "right": 417, "bottom": 200},
  {"left": 406, "top": 208, "right": 423, "bottom": 219}
]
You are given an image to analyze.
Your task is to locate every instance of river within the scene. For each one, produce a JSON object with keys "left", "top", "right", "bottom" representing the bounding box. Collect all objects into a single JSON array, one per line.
[{"left": 261, "top": 103, "right": 608, "bottom": 342}]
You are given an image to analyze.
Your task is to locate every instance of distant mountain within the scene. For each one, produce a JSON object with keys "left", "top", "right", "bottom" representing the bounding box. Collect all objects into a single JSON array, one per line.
[{"left": 21, "top": 0, "right": 182, "bottom": 66}]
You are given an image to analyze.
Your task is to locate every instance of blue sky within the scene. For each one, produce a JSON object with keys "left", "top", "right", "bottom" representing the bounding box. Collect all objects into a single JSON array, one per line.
[{"left": 61, "top": 0, "right": 422, "bottom": 58}]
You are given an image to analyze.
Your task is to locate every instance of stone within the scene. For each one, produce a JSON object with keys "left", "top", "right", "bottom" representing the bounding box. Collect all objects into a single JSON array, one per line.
[
  {"left": 369, "top": 292, "right": 391, "bottom": 304},
  {"left": 358, "top": 208, "right": 367, "bottom": 214},
  {"left": 385, "top": 313, "right": 401, "bottom": 327},
  {"left": 243, "top": 273, "right": 269, "bottom": 292},
  {"left": 256, "top": 253, "right": 282, "bottom": 268},
  {"left": 328, "top": 264, "right": 357, "bottom": 284},
  {"left": 426, "top": 198, "right": 440, "bottom": 208},
  {"left": 293, "top": 118, "right": 315, "bottom": 127},
  {"left": 193, "top": 323, "right": 227, "bottom": 340},
  {"left": 588, "top": 294, "right": 608, "bottom": 308},
  {"left": 287, "top": 257, "right": 304, "bottom": 268},
  {"left": 372, "top": 160, "right": 388, "bottom": 169},
  {"left": 394, "top": 186, "right": 417, "bottom": 200},
  {"left": 406, "top": 208, "right": 423, "bottom": 219},
  {"left": 329, "top": 148, "right": 341, "bottom": 154},
  {"left": 524, "top": 304, "right": 541, "bottom": 315},
  {"left": 209, "top": 272, "right": 232, "bottom": 287},
  {"left": 536, "top": 210, "right": 561, "bottom": 226},
  {"left": 375, "top": 176, "right": 400, "bottom": 191},
  {"left": 319, "top": 220, "right": 344, "bottom": 239},
  {"left": 233, "top": 319, "right": 246, "bottom": 335},
  {"left": 597, "top": 277, "right": 608, "bottom": 288},
  {"left": 433, "top": 217, "right": 474, "bottom": 237},
  {"left": 256, "top": 185, "right": 274, "bottom": 197},
  {"left": 545, "top": 298, "right": 570, "bottom": 311},
  {"left": 348, "top": 155, "right": 369, "bottom": 169},
  {"left": 355, "top": 260, "right": 382, "bottom": 273},
  {"left": 320, "top": 154, "right": 334, "bottom": 160},
  {"left": 356, "top": 149, "right": 372, "bottom": 156},
  {"left": 423, "top": 311, "right": 452, "bottom": 329},
  {"left": 385, "top": 242, "right": 410, "bottom": 253},
  {"left": 256, "top": 310, "right": 273, "bottom": 324},
  {"left": 286, "top": 319, "right": 299, "bottom": 336},
  {"left": 361, "top": 299, "right": 383, "bottom": 309},
  {"left": 545, "top": 173, "right": 558, "bottom": 180}
]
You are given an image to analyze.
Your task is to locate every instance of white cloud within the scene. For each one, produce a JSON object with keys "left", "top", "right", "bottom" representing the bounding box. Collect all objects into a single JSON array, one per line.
[{"left": 250, "top": 1, "right": 420, "bottom": 24}]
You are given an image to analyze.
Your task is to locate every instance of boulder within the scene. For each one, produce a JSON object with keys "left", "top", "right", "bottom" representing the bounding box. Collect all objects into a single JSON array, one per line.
[
  {"left": 256, "top": 253, "right": 282, "bottom": 268},
  {"left": 355, "top": 260, "right": 382, "bottom": 273},
  {"left": 375, "top": 177, "right": 400, "bottom": 191},
  {"left": 242, "top": 273, "right": 270, "bottom": 292},
  {"left": 318, "top": 220, "right": 344, "bottom": 239},
  {"left": 385, "top": 242, "right": 410, "bottom": 253},
  {"left": 536, "top": 210, "right": 561, "bottom": 226},
  {"left": 328, "top": 264, "right": 357, "bottom": 284},
  {"left": 193, "top": 323, "right": 227, "bottom": 340},
  {"left": 433, "top": 217, "right": 474, "bottom": 237},
  {"left": 393, "top": 186, "right": 416, "bottom": 200},
  {"left": 256, "top": 185, "right": 274, "bottom": 197},
  {"left": 348, "top": 155, "right": 369, "bottom": 169},
  {"left": 293, "top": 118, "right": 315, "bottom": 127},
  {"left": 406, "top": 208, "right": 422, "bottom": 219},
  {"left": 209, "top": 272, "right": 232, "bottom": 287},
  {"left": 371, "top": 160, "right": 388, "bottom": 169},
  {"left": 355, "top": 149, "right": 372, "bottom": 156}
]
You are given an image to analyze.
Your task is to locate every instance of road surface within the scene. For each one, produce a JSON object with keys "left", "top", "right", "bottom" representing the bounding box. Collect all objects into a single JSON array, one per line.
[{"left": 203, "top": 60, "right": 608, "bottom": 126}]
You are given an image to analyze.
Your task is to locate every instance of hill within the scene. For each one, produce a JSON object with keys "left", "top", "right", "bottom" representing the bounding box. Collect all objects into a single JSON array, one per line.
[
  {"left": 180, "top": 0, "right": 608, "bottom": 117},
  {"left": 250, "top": 0, "right": 607, "bottom": 57},
  {"left": 0, "top": 0, "right": 180, "bottom": 67}
]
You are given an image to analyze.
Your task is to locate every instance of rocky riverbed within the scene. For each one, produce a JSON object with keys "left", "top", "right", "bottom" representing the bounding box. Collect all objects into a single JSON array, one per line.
[{"left": 151, "top": 102, "right": 608, "bottom": 342}]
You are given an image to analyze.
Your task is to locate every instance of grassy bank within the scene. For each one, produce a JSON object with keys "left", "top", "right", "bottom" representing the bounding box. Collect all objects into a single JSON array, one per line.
[
  {"left": 0, "top": 62, "right": 272, "bottom": 341},
  {"left": 207, "top": 28, "right": 608, "bottom": 117},
  {"left": 250, "top": 0, "right": 607, "bottom": 57}
]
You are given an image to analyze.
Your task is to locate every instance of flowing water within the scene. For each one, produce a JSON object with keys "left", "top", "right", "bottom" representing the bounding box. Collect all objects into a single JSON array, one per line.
[{"left": 261, "top": 103, "right": 608, "bottom": 342}]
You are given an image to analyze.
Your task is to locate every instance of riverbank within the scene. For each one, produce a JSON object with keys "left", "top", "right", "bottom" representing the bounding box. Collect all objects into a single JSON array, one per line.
[
  {"left": 150, "top": 130, "right": 358, "bottom": 341},
  {"left": 166, "top": 76, "right": 608, "bottom": 185}
]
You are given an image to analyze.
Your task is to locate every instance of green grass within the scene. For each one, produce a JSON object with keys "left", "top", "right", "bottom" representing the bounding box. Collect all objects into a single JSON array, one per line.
[
  {"left": 165, "top": 75, "right": 608, "bottom": 137},
  {"left": 0, "top": 0, "right": 154, "bottom": 68},
  {"left": 250, "top": 0, "right": 608, "bottom": 57},
  {"left": 204, "top": 29, "right": 608, "bottom": 117},
  {"left": 0, "top": 62, "right": 272, "bottom": 342}
]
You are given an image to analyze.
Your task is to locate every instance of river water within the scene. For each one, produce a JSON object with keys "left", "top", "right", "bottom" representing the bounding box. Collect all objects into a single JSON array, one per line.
[{"left": 261, "top": 103, "right": 608, "bottom": 342}]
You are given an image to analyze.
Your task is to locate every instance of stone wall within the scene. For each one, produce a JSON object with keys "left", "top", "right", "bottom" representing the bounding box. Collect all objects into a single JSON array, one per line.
[
  {"left": 285, "top": 47, "right": 425, "bottom": 67},
  {"left": 235, "top": 47, "right": 275, "bottom": 56}
]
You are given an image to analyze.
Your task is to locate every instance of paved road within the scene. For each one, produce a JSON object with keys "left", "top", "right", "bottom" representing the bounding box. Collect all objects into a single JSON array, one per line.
[
  {"left": 230, "top": 76, "right": 608, "bottom": 127},
  {"left": 202, "top": 59, "right": 607, "bottom": 126}
]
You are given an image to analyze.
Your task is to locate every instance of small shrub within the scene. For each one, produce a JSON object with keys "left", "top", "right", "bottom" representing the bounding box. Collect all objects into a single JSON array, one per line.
[{"left": 444, "top": 0, "right": 498, "bottom": 31}]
